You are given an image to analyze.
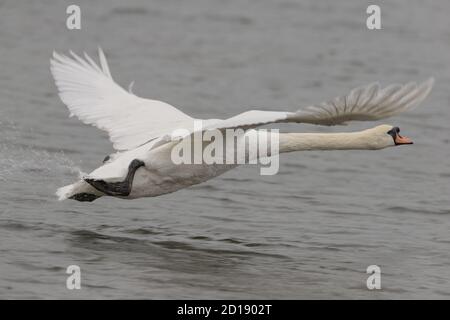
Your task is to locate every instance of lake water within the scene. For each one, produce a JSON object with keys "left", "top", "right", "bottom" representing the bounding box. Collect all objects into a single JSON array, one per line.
[{"left": 1, "top": 0, "right": 450, "bottom": 299}]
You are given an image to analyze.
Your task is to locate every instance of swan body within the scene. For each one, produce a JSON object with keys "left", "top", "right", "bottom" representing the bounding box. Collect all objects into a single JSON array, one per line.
[{"left": 50, "top": 49, "right": 434, "bottom": 202}]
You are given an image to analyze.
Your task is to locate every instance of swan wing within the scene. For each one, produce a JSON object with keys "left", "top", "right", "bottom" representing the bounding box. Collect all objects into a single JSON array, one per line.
[
  {"left": 286, "top": 78, "right": 434, "bottom": 125},
  {"left": 192, "top": 78, "right": 434, "bottom": 134},
  {"left": 50, "top": 49, "right": 194, "bottom": 151}
]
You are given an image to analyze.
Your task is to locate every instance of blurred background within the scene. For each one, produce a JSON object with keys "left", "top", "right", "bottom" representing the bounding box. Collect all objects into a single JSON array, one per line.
[{"left": 0, "top": 0, "right": 449, "bottom": 298}]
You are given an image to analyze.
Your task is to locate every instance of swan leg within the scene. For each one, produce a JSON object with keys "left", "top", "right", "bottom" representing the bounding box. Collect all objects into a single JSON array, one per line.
[{"left": 85, "top": 159, "right": 145, "bottom": 197}]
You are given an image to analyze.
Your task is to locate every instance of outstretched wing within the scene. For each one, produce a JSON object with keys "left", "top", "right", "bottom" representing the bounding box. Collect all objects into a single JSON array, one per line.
[
  {"left": 285, "top": 78, "right": 434, "bottom": 125},
  {"left": 199, "top": 78, "right": 434, "bottom": 133},
  {"left": 50, "top": 48, "right": 194, "bottom": 151}
]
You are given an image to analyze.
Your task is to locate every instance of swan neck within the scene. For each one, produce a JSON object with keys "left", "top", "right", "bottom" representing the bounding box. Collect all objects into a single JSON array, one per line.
[{"left": 279, "top": 131, "right": 374, "bottom": 152}]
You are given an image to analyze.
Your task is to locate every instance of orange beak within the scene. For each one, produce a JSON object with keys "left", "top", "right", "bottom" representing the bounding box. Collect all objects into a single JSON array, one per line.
[{"left": 395, "top": 134, "right": 413, "bottom": 145}]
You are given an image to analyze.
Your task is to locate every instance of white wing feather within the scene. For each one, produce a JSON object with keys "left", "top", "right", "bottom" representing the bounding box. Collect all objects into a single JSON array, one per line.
[
  {"left": 50, "top": 48, "right": 194, "bottom": 151},
  {"left": 287, "top": 78, "right": 434, "bottom": 125}
]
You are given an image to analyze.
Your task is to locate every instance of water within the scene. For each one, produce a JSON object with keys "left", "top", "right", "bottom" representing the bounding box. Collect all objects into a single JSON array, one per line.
[{"left": 1, "top": 0, "right": 450, "bottom": 299}]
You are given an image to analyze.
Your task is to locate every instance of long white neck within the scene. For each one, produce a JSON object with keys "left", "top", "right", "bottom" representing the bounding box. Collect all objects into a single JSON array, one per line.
[{"left": 279, "top": 131, "right": 380, "bottom": 153}]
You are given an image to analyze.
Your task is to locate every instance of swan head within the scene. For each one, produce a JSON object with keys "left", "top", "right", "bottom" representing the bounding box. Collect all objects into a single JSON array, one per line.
[{"left": 364, "top": 124, "right": 413, "bottom": 149}]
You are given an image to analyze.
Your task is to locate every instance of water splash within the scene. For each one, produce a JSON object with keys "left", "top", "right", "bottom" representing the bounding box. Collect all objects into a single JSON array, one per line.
[
  {"left": 0, "top": 143, "right": 85, "bottom": 182},
  {"left": 0, "top": 119, "right": 85, "bottom": 183}
]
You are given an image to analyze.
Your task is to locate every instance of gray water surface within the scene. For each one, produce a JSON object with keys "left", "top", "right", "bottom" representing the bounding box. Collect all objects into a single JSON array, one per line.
[{"left": 1, "top": 0, "right": 450, "bottom": 299}]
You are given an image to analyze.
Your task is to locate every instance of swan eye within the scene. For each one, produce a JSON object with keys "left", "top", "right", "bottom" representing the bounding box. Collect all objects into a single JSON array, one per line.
[{"left": 387, "top": 127, "right": 400, "bottom": 138}]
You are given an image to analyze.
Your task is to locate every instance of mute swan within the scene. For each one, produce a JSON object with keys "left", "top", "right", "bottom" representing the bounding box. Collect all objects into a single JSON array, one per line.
[{"left": 50, "top": 49, "right": 434, "bottom": 202}]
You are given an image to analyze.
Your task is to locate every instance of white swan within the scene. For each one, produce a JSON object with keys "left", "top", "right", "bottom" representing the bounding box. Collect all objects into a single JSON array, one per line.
[{"left": 50, "top": 49, "right": 434, "bottom": 202}]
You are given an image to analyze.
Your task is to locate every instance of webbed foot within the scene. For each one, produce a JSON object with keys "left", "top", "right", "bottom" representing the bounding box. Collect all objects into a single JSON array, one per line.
[{"left": 85, "top": 159, "right": 145, "bottom": 197}]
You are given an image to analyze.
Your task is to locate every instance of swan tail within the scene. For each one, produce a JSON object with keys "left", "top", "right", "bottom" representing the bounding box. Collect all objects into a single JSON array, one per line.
[{"left": 56, "top": 180, "right": 103, "bottom": 202}]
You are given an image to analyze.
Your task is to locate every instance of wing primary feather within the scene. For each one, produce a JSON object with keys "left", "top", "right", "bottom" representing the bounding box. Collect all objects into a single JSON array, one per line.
[
  {"left": 285, "top": 78, "right": 433, "bottom": 125},
  {"left": 83, "top": 52, "right": 103, "bottom": 73},
  {"left": 50, "top": 49, "right": 194, "bottom": 151},
  {"left": 98, "top": 47, "right": 112, "bottom": 79}
]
